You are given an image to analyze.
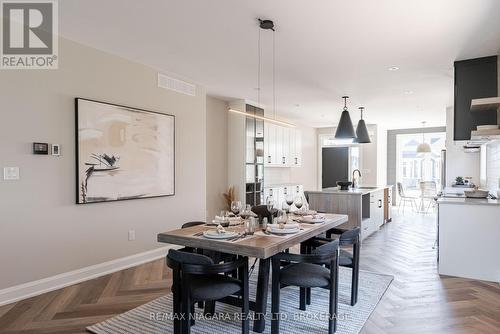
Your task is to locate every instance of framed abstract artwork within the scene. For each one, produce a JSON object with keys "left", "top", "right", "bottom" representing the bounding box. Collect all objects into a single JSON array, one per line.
[{"left": 75, "top": 98, "right": 175, "bottom": 204}]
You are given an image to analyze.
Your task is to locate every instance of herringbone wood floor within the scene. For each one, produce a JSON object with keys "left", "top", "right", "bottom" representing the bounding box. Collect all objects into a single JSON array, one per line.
[{"left": 1, "top": 212, "right": 499, "bottom": 333}]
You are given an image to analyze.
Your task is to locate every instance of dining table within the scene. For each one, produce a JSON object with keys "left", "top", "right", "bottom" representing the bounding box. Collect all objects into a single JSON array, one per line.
[{"left": 157, "top": 213, "right": 348, "bottom": 333}]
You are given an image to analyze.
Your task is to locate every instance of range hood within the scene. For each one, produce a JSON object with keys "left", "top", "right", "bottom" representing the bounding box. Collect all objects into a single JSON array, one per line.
[{"left": 470, "top": 97, "right": 500, "bottom": 141}]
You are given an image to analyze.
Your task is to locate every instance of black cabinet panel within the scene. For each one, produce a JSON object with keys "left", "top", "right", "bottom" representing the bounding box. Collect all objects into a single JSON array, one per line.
[
  {"left": 454, "top": 56, "right": 497, "bottom": 141},
  {"left": 322, "top": 147, "right": 349, "bottom": 188}
]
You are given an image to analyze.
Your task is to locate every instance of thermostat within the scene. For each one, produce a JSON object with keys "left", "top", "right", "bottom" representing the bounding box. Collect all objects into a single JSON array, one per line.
[{"left": 33, "top": 142, "right": 49, "bottom": 155}]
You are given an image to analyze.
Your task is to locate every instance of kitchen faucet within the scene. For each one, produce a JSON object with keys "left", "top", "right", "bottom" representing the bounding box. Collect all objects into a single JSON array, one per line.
[{"left": 352, "top": 169, "right": 362, "bottom": 189}]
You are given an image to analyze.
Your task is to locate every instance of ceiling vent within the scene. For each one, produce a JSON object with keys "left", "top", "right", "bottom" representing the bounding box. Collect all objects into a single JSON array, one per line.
[{"left": 157, "top": 73, "right": 196, "bottom": 96}]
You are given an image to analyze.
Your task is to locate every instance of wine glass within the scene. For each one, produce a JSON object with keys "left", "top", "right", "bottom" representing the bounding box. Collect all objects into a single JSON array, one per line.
[
  {"left": 231, "top": 201, "right": 242, "bottom": 215},
  {"left": 294, "top": 195, "right": 303, "bottom": 211},
  {"left": 277, "top": 210, "right": 287, "bottom": 224},
  {"left": 286, "top": 194, "right": 294, "bottom": 206},
  {"left": 266, "top": 197, "right": 275, "bottom": 212},
  {"left": 281, "top": 201, "right": 290, "bottom": 213}
]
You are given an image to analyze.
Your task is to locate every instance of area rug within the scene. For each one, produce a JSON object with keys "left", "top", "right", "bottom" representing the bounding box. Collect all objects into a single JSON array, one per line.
[{"left": 87, "top": 267, "right": 392, "bottom": 334}]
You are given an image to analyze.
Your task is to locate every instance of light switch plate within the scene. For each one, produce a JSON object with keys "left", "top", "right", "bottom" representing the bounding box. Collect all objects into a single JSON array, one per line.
[{"left": 4, "top": 167, "right": 20, "bottom": 180}]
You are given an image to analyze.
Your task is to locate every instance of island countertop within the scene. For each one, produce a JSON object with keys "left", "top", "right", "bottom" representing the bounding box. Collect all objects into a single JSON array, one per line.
[
  {"left": 305, "top": 185, "right": 391, "bottom": 196},
  {"left": 437, "top": 197, "right": 500, "bottom": 206}
]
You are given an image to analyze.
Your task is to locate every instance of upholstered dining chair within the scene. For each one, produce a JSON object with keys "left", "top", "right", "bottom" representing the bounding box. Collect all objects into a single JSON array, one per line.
[
  {"left": 251, "top": 205, "right": 277, "bottom": 223},
  {"left": 304, "top": 227, "right": 361, "bottom": 306},
  {"left": 166, "top": 249, "right": 249, "bottom": 334},
  {"left": 271, "top": 239, "right": 340, "bottom": 334},
  {"left": 180, "top": 221, "right": 237, "bottom": 312}
]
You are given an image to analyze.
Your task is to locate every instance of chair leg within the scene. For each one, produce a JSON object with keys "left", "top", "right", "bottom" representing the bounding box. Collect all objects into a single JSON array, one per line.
[
  {"left": 329, "top": 258, "right": 339, "bottom": 334},
  {"left": 271, "top": 258, "right": 281, "bottom": 334},
  {"left": 306, "top": 287, "right": 311, "bottom": 305},
  {"left": 351, "top": 266, "right": 359, "bottom": 306},
  {"left": 242, "top": 260, "right": 249, "bottom": 334},
  {"left": 190, "top": 303, "right": 195, "bottom": 326},
  {"left": 204, "top": 301, "right": 215, "bottom": 316},
  {"left": 181, "top": 289, "right": 191, "bottom": 334},
  {"left": 172, "top": 270, "right": 181, "bottom": 334},
  {"left": 299, "top": 288, "right": 306, "bottom": 311}
]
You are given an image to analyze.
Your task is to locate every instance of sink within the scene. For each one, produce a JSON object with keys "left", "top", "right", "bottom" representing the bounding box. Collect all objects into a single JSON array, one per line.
[{"left": 355, "top": 186, "right": 378, "bottom": 190}]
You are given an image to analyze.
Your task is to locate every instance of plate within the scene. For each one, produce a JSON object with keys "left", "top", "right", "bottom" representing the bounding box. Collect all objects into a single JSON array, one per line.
[
  {"left": 269, "top": 227, "right": 300, "bottom": 235},
  {"left": 202, "top": 230, "right": 239, "bottom": 239}
]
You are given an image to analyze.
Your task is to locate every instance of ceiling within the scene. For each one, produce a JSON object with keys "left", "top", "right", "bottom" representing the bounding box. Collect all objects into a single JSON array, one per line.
[{"left": 59, "top": 0, "right": 500, "bottom": 129}]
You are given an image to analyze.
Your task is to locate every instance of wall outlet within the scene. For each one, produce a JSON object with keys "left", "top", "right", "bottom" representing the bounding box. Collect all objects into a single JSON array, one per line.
[
  {"left": 128, "top": 230, "right": 136, "bottom": 241},
  {"left": 3, "top": 167, "right": 20, "bottom": 180}
]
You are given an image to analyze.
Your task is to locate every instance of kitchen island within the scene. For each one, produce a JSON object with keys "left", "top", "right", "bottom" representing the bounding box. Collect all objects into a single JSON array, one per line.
[
  {"left": 437, "top": 197, "right": 500, "bottom": 282},
  {"left": 305, "top": 186, "right": 392, "bottom": 240}
]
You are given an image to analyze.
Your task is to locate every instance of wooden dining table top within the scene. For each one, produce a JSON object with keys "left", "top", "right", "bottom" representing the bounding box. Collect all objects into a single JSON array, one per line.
[{"left": 157, "top": 213, "right": 348, "bottom": 259}]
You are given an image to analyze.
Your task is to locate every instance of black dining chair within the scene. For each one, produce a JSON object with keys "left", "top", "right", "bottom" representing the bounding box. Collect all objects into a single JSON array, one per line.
[
  {"left": 271, "top": 239, "right": 340, "bottom": 334},
  {"left": 181, "top": 221, "right": 236, "bottom": 262},
  {"left": 251, "top": 205, "right": 277, "bottom": 224},
  {"left": 181, "top": 221, "right": 237, "bottom": 312},
  {"left": 166, "top": 249, "right": 250, "bottom": 334},
  {"left": 304, "top": 227, "right": 361, "bottom": 306}
]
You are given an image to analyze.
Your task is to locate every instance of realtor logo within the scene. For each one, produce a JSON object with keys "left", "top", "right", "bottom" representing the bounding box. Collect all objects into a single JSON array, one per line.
[{"left": 1, "top": 0, "right": 58, "bottom": 69}]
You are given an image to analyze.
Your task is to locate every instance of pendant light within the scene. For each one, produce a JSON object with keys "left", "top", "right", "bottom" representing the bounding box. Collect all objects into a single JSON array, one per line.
[
  {"left": 334, "top": 96, "right": 356, "bottom": 139},
  {"left": 228, "top": 19, "right": 295, "bottom": 128},
  {"left": 416, "top": 121, "right": 432, "bottom": 154},
  {"left": 355, "top": 107, "right": 371, "bottom": 143}
]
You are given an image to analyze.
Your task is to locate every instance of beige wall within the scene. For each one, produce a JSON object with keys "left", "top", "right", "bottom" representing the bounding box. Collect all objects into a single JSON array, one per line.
[
  {"left": 0, "top": 38, "right": 207, "bottom": 290},
  {"left": 206, "top": 96, "right": 228, "bottom": 219}
]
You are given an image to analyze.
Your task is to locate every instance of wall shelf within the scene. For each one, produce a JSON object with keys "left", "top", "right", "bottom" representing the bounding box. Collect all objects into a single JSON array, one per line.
[{"left": 470, "top": 97, "right": 500, "bottom": 112}]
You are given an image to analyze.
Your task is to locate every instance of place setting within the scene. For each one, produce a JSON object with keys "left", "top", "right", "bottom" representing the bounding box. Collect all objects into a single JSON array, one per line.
[{"left": 196, "top": 201, "right": 259, "bottom": 242}]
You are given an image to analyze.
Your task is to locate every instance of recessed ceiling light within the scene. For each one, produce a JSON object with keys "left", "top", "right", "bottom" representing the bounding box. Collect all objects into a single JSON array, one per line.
[
  {"left": 404, "top": 90, "right": 414, "bottom": 95},
  {"left": 388, "top": 66, "right": 399, "bottom": 71},
  {"left": 295, "top": 104, "right": 300, "bottom": 107}
]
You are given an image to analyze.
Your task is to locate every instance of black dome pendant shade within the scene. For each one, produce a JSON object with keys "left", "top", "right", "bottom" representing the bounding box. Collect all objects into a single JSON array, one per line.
[
  {"left": 334, "top": 96, "right": 356, "bottom": 139},
  {"left": 355, "top": 107, "right": 371, "bottom": 143}
]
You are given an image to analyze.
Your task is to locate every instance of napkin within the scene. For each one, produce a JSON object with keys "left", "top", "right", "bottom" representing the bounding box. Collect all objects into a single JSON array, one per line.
[
  {"left": 214, "top": 216, "right": 241, "bottom": 222},
  {"left": 302, "top": 214, "right": 325, "bottom": 220}
]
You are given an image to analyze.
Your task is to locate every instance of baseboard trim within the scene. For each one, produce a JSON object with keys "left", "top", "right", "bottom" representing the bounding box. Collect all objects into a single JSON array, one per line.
[{"left": 0, "top": 245, "right": 174, "bottom": 307}]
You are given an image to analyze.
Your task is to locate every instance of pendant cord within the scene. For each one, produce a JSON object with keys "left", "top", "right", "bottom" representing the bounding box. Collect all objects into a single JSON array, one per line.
[
  {"left": 273, "top": 29, "right": 276, "bottom": 120},
  {"left": 257, "top": 28, "right": 261, "bottom": 105}
]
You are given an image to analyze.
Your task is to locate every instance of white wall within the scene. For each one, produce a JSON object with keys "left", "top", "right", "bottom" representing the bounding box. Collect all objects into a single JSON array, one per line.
[
  {"left": 485, "top": 142, "right": 500, "bottom": 193},
  {"left": 445, "top": 106, "right": 480, "bottom": 186},
  {"left": 0, "top": 38, "right": 207, "bottom": 290},
  {"left": 206, "top": 97, "right": 228, "bottom": 219}
]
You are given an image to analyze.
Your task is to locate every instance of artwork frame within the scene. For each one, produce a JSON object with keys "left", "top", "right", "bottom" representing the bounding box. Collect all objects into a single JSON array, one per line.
[{"left": 75, "top": 98, "right": 175, "bottom": 204}]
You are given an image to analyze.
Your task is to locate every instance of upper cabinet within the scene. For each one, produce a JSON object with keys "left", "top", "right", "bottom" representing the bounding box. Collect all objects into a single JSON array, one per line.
[
  {"left": 264, "top": 123, "right": 302, "bottom": 167},
  {"left": 454, "top": 56, "right": 498, "bottom": 141}
]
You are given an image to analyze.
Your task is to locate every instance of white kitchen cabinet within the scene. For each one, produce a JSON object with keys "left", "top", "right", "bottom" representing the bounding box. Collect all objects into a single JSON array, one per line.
[
  {"left": 265, "top": 123, "right": 277, "bottom": 165},
  {"left": 371, "top": 190, "right": 384, "bottom": 228},
  {"left": 282, "top": 127, "right": 290, "bottom": 166},
  {"left": 293, "top": 130, "right": 302, "bottom": 167},
  {"left": 361, "top": 190, "right": 385, "bottom": 240},
  {"left": 264, "top": 123, "right": 302, "bottom": 168}
]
